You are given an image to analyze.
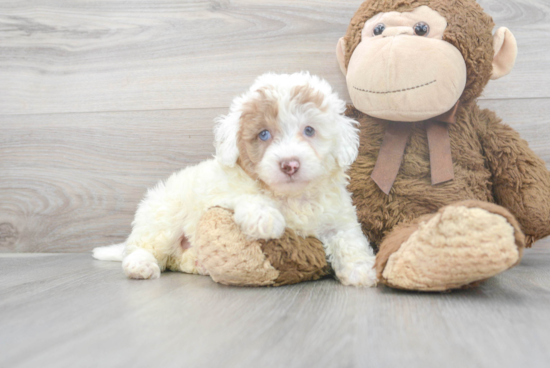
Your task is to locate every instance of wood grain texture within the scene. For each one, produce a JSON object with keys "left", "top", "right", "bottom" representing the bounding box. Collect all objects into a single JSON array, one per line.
[
  {"left": 1, "top": 251, "right": 550, "bottom": 368},
  {"left": 478, "top": 98, "right": 550, "bottom": 164},
  {"left": 3, "top": 99, "right": 550, "bottom": 253},
  {"left": 0, "top": 0, "right": 549, "bottom": 115},
  {"left": 0, "top": 108, "right": 222, "bottom": 252},
  {"left": 1, "top": 0, "right": 550, "bottom": 253}
]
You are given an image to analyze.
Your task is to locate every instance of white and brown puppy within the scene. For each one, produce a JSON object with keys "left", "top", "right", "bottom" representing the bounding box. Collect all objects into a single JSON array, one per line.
[{"left": 93, "top": 72, "right": 377, "bottom": 286}]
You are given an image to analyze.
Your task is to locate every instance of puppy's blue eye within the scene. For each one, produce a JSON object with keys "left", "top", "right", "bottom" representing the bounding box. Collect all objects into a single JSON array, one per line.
[
  {"left": 258, "top": 130, "right": 271, "bottom": 141},
  {"left": 304, "top": 126, "right": 315, "bottom": 137}
]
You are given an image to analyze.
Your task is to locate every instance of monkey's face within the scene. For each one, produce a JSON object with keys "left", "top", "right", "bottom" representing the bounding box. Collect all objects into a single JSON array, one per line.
[{"left": 344, "top": 6, "right": 467, "bottom": 122}]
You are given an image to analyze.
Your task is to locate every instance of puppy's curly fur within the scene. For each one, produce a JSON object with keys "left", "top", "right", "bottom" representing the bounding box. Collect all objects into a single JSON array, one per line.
[{"left": 93, "top": 72, "right": 376, "bottom": 286}]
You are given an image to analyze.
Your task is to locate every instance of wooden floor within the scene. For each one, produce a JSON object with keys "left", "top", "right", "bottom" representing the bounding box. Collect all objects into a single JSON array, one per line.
[{"left": 1, "top": 251, "right": 550, "bottom": 368}]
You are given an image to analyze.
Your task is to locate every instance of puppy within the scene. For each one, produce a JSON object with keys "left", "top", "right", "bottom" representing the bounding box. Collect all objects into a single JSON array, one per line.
[{"left": 93, "top": 72, "right": 377, "bottom": 286}]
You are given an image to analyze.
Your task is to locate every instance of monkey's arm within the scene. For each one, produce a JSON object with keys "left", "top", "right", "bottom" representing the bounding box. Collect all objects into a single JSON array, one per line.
[{"left": 478, "top": 108, "right": 550, "bottom": 246}]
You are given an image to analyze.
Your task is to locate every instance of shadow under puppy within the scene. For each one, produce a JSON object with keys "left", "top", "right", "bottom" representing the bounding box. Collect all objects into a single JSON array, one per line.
[{"left": 93, "top": 72, "right": 377, "bottom": 286}]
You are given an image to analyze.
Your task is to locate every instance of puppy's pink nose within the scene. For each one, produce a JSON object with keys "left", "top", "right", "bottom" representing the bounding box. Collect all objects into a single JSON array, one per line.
[{"left": 280, "top": 159, "right": 300, "bottom": 176}]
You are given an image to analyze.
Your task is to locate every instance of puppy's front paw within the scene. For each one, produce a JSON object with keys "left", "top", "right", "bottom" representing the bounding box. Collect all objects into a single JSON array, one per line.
[
  {"left": 335, "top": 258, "right": 377, "bottom": 287},
  {"left": 122, "top": 249, "right": 161, "bottom": 280},
  {"left": 234, "top": 202, "right": 286, "bottom": 240}
]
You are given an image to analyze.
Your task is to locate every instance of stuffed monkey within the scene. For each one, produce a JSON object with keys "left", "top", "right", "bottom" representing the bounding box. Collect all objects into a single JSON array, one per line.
[
  {"left": 197, "top": 0, "right": 550, "bottom": 290},
  {"left": 336, "top": 0, "right": 550, "bottom": 290}
]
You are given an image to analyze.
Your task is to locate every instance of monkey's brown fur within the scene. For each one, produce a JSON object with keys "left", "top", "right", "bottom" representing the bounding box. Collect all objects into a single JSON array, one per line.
[
  {"left": 346, "top": 0, "right": 550, "bottom": 289},
  {"left": 348, "top": 103, "right": 550, "bottom": 251},
  {"left": 261, "top": 232, "right": 332, "bottom": 286}
]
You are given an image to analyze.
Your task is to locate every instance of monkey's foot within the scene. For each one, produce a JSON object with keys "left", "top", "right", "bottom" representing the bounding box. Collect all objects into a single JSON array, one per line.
[
  {"left": 376, "top": 201, "right": 525, "bottom": 291},
  {"left": 194, "top": 207, "right": 331, "bottom": 287}
]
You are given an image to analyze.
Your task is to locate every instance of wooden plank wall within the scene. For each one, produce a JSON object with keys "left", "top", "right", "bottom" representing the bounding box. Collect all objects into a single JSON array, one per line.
[{"left": 1, "top": 0, "right": 549, "bottom": 252}]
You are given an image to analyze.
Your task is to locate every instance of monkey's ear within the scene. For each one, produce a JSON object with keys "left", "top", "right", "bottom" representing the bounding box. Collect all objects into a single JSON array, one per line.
[
  {"left": 336, "top": 37, "right": 347, "bottom": 75},
  {"left": 491, "top": 27, "right": 517, "bottom": 80}
]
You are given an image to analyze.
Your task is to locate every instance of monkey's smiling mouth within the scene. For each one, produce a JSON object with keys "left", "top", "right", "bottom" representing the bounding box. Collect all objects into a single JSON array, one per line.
[{"left": 353, "top": 80, "right": 437, "bottom": 95}]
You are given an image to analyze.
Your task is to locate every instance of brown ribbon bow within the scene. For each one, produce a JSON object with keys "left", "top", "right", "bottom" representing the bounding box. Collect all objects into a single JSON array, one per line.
[{"left": 371, "top": 102, "right": 460, "bottom": 195}]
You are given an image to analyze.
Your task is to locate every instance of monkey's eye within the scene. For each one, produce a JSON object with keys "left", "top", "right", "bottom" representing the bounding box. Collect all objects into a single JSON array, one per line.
[
  {"left": 414, "top": 22, "right": 430, "bottom": 36},
  {"left": 258, "top": 130, "right": 271, "bottom": 141},
  {"left": 304, "top": 126, "right": 315, "bottom": 137},
  {"left": 373, "top": 24, "right": 386, "bottom": 36}
]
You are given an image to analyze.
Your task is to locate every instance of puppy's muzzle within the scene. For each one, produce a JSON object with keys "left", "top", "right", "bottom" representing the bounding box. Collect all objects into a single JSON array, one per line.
[{"left": 280, "top": 159, "right": 300, "bottom": 176}]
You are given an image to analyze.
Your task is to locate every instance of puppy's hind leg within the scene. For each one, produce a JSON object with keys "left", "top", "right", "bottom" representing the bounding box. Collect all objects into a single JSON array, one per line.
[
  {"left": 165, "top": 235, "right": 206, "bottom": 276},
  {"left": 122, "top": 248, "right": 161, "bottom": 279},
  {"left": 123, "top": 178, "right": 188, "bottom": 279}
]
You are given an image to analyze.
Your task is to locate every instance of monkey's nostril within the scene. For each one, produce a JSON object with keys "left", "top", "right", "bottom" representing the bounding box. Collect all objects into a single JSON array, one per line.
[{"left": 280, "top": 160, "right": 300, "bottom": 176}]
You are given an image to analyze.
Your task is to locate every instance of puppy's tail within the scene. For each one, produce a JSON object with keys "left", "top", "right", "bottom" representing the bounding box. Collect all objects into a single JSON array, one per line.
[{"left": 92, "top": 243, "right": 126, "bottom": 261}]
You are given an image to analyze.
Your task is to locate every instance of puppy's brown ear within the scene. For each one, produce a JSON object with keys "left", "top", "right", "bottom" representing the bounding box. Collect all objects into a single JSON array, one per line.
[
  {"left": 335, "top": 115, "right": 359, "bottom": 167},
  {"left": 213, "top": 111, "right": 240, "bottom": 167}
]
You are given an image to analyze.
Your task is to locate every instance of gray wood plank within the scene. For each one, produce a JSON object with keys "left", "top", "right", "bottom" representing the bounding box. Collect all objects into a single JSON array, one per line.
[
  {"left": 479, "top": 0, "right": 550, "bottom": 100},
  {"left": 0, "top": 108, "right": 222, "bottom": 252},
  {"left": 2, "top": 98, "right": 550, "bottom": 253},
  {"left": 0, "top": 251, "right": 549, "bottom": 368},
  {"left": 0, "top": 0, "right": 549, "bottom": 115},
  {"left": 478, "top": 98, "right": 550, "bottom": 163}
]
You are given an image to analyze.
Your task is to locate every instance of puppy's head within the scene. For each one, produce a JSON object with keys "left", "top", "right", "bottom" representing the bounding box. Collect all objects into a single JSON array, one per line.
[{"left": 214, "top": 72, "right": 359, "bottom": 195}]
